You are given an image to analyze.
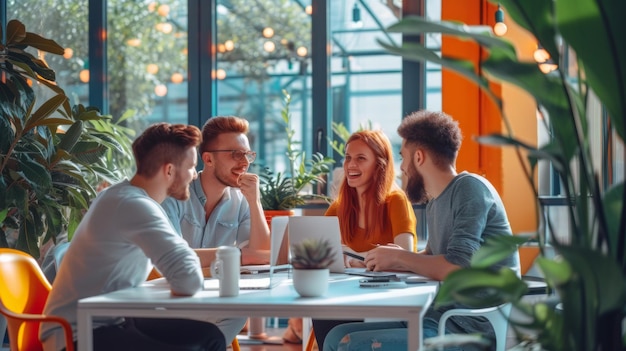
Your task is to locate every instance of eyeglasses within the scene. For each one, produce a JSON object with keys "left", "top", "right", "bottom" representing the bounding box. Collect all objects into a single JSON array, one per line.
[{"left": 206, "top": 149, "right": 257, "bottom": 163}]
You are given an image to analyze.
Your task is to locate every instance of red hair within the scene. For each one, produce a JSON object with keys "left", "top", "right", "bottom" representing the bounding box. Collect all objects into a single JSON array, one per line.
[{"left": 336, "top": 130, "right": 396, "bottom": 243}]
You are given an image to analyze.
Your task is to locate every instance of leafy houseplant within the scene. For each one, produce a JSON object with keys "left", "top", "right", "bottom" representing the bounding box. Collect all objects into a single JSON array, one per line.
[
  {"left": 290, "top": 238, "right": 336, "bottom": 297},
  {"left": 258, "top": 90, "right": 335, "bottom": 211},
  {"left": 379, "top": 1, "right": 625, "bottom": 350},
  {"left": 0, "top": 20, "right": 134, "bottom": 258}
]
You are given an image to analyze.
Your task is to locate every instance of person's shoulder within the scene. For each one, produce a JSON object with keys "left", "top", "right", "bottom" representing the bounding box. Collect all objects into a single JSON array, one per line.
[
  {"left": 452, "top": 172, "right": 499, "bottom": 196},
  {"left": 387, "top": 188, "right": 410, "bottom": 201}
]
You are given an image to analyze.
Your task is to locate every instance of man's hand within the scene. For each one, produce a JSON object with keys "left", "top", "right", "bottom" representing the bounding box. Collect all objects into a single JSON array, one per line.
[
  {"left": 364, "top": 244, "right": 404, "bottom": 271},
  {"left": 238, "top": 173, "right": 261, "bottom": 204}
]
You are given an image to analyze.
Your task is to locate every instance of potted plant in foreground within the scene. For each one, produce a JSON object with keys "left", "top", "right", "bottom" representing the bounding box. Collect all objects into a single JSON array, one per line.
[
  {"left": 379, "top": 1, "right": 625, "bottom": 350},
  {"left": 258, "top": 90, "right": 335, "bottom": 223},
  {"left": 291, "top": 238, "right": 336, "bottom": 297}
]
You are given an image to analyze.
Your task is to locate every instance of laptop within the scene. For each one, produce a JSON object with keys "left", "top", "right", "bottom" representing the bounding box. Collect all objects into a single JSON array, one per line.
[
  {"left": 287, "top": 216, "right": 345, "bottom": 273},
  {"left": 204, "top": 216, "right": 290, "bottom": 290}
]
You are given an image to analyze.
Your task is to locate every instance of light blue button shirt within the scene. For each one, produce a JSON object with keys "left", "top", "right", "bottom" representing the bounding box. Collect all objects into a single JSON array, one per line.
[{"left": 161, "top": 174, "right": 251, "bottom": 248}]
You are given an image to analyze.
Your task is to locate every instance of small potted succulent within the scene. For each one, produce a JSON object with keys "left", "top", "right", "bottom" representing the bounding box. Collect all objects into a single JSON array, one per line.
[{"left": 290, "top": 238, "right": 336, "bottom": 297}]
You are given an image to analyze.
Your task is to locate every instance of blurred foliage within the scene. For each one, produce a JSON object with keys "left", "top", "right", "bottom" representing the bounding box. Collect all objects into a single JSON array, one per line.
[{"left": 380, "top": 0, "right": 626, "bottom": 350}]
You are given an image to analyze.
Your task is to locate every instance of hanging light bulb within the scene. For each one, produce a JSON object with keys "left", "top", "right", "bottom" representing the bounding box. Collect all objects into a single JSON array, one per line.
[
  {"left": 296, "top": 46, "right": 308, "bottom": 57},
  {"left": 79, "top": 59, "right": 89, "bottom": 83},
  {"left": 533, "top": 45, "right": 550, "bottom": 63},
  {"left": 63, "top": 48, "right": 73, "bottom": 59},
  {"left": 494, "top": 4, "right": 507, "bottom": 36},
  {"left": 171, "top": 72, "right": 184, "bottom": 84},
  {"left": 154, "top": 84, "right": 168, "bottom": 97},
  {"left": 263, "top": 41, "right": 276, "bottom": 53},
  {"left": 262, "top": 27, "right": 274, "bottom": 38},
  {"left": 538, "top": 59, "right": 558, "bottom": 74},
  {"left": 352, "top": 2, "right": 363, "bottom": 27}
]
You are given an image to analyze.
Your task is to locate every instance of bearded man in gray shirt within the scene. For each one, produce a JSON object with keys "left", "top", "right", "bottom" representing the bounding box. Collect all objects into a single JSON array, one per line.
[{"left": 321, "top": 110, "right": 520, "bottom": 351}]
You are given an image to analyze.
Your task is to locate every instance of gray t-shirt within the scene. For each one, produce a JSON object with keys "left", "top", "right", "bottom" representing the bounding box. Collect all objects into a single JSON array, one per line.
[
  {"left": 424, "top": 172, "right": 519, "bottom": 344},
  {"left": 40, "top": 180, "right": 203, "bottom": 351}
]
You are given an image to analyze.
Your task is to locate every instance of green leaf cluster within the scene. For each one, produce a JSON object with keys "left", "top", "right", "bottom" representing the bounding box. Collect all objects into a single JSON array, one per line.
[
  {"left": 258, "top": 90, "right": 335, "bottom": 210},
  {"left": 290, "top": 238, "right": 336, "bottom": 270},
  {"left": 0, "top": 20, "right": 134, "bottom": 258},
  {"left": 379, "top": 1, "right": 626, "bottom": 350}
]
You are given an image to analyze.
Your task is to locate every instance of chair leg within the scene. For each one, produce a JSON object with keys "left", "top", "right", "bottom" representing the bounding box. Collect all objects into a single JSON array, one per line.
[
  {"left": 305, "top": 328, "right": 316, "bottom": 351},
  {"left": 231, "top": 337, "right": 241, "bottom": 351}
]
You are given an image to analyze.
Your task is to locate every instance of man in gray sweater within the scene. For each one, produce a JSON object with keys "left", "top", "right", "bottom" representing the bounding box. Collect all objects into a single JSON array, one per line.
[
  {"left": 41, "top": 123, "right": 225, "bottom": 351},
  {"left": 321, "top": 110, "right": 520, "bottom": 351}
]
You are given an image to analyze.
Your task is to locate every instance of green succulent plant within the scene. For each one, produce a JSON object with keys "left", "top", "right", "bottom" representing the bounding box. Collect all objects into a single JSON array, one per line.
[{"left": 290, "top": 238, "right": 336, "bottom": 270}]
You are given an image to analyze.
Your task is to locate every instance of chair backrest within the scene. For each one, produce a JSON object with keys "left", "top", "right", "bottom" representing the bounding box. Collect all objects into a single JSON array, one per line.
[
  {"left": 0, "top": 248, "right": 52, "bottom": 351},
  {"left": 437, "top": 303, "right": 512, "bottom": 351}
]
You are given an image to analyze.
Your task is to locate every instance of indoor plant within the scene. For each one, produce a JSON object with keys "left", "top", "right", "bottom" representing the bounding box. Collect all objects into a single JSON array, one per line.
[
  {"left": 258, "top": 90, "right": 335, "bottom": 214},
  {"left": 0, "top": 20, "right": 134, "bottom": 258},
  {"left": 290, "top": 238, "right": 336, "bottom": 297},
  {"left": 378, "top": 1, "right": 625, "bottom": 350}
]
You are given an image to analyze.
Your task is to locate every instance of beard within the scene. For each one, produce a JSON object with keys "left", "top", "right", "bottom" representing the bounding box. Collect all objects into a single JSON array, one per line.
[
  {"left": 405, "top": 161, "right": 428, "bottom": 204},
  {"left": 167, "top": 171, "right": 191, "bottom": 201},
  {"left": 214, "top": 167, "right": 240, "bottom": 188}
]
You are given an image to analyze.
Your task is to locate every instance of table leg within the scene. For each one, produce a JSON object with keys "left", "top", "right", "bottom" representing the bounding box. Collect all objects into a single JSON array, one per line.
[
  {"left": 77, "top": 309, "right": 93, "bottom": 351},
  {"left": 407, "top": 314, "right": 422, "bottom": 351}
]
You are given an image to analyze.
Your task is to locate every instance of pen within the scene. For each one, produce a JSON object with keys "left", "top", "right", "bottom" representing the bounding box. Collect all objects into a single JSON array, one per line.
[{"left": 343, "top": 251, "right": 365, "bottom": 261}]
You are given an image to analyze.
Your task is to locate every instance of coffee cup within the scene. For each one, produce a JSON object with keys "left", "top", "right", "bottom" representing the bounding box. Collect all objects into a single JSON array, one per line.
[{"left": 210, "top": 246, "right": 240, "bottom": 297}]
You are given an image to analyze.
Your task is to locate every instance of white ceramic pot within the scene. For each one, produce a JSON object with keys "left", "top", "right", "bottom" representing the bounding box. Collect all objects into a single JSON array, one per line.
[{"left": 292, "top": 268, "right": 330, "bottom": 297}]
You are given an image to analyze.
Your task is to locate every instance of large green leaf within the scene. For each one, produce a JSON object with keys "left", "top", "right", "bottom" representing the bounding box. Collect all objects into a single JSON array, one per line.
[
  {"left": 5, "top": 19, "right": 26, "bottom": 46},
  {"left": 556, "top": 0, "right": 626, "bottom": 140},
  {"left": 16, "top": 152, "right": 52, "bottom": 192},
  {"left": 387, "top": 16, "right": 513, "bottom": 51},
  {"left": 57, "top": 120, "right": 84, "bottom": 152},
  {"left": 21, "top": 32, "right": 65, "bottom": 55},
  {"left": 435, "top": 267, "right": 527, "bottom": 308},
  {"left": 603, "top": 182, "right": 624, "bottom": 261},
  {"left": 470, "top": 234, "right": 529, "bottom": 269},
  {"left": 495, "top": 0, "right": 559, "bottom": 62},
  {"left": 24, "top": 95, "right": 68, "bottom": 132}
]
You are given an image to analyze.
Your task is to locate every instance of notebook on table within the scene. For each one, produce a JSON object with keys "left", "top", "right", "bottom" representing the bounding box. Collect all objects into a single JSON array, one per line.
[
  {"left": 204, "top": 216, "right": 290, "bottom": 290},
  {"left": 287, "top": 216, "right": 345, "bottom": 273}
]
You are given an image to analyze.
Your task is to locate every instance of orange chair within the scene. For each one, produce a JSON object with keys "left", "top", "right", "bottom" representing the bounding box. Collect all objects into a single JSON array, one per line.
[{"left": 0, "top": 248, "right": 74, "bottom": 351}]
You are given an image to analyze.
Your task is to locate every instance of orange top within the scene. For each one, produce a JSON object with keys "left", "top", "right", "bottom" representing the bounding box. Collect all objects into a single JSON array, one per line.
[{"left": 325, "top": 191, "right": 417, "bottom": 252}]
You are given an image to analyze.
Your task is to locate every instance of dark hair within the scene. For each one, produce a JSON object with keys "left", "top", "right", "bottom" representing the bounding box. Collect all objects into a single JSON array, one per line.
[
  {"left": 397, "top": 110, "right": 462, "bottom": 168},
  {"left": 200, "top": 116, "right": 249, "bottom": 153},
  {"left": 337, "top": 130, "right": 396, "bottom": 242},
  {"left": 132, "top": 123, "right": 202, "bottom": 177}
]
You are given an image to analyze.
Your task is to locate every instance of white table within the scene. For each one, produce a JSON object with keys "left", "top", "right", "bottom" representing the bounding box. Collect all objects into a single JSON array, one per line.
[{"left": 77, "top": 274, "right": 438, "bottom": 351}]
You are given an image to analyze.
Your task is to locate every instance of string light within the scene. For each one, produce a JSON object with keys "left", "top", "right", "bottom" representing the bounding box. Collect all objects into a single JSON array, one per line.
[
  {"left": 494, "top": 4, "right": 507, "bottom": 36},
  {"left": 154, "top": 84, "right": 167, "bottom": 97}
]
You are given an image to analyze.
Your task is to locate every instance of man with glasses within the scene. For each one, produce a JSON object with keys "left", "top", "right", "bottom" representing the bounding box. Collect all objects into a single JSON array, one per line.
[{"left": 162, "top": 116, "right": 271, "bottom": 344}]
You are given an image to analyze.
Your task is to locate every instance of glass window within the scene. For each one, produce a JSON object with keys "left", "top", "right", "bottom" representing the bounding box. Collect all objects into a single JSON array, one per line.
[
  {"left": 108, "top": 0, "right": 189, "bottom": 132},
  {"left": 215, "top": 0, "right": 312, "bottom": 174},
  {"left": 8, "top": 0, "right": 89, "bottom": 107}
]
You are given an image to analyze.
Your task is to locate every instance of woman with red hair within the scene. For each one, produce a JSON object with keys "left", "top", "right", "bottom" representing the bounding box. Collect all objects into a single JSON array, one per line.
[
  {"left": 310, "top": 130, "right": 417, "bottom": 348},
  {"left": 331, "top": 129, "right": 416, "bottom": 260}
]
